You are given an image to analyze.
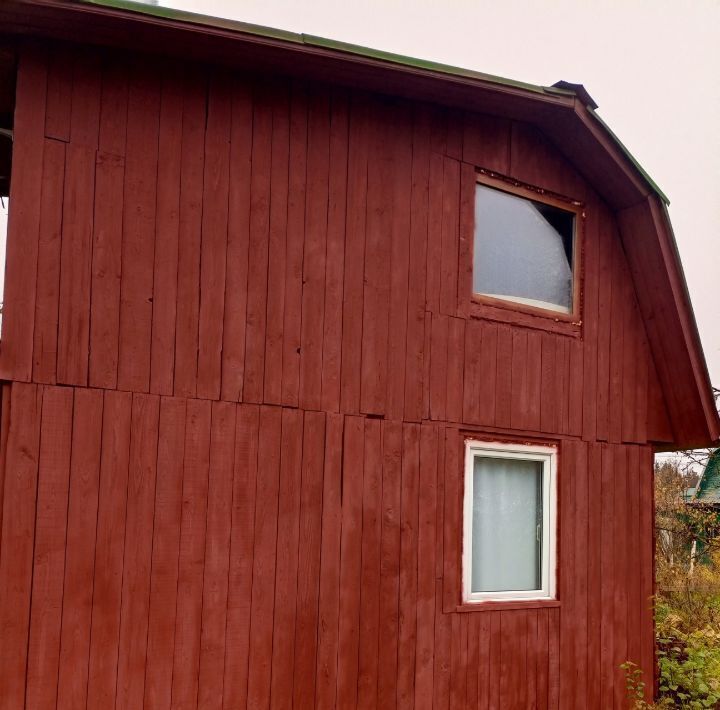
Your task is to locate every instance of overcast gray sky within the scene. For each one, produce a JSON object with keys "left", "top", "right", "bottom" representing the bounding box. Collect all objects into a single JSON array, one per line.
[{"left": 4, "top": 0, "right": 718, "bottom": 390}]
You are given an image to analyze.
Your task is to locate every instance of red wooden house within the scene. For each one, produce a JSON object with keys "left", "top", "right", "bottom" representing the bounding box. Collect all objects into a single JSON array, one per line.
[{"left": 0, "top": 1, "right": 718, "bottom": 708}]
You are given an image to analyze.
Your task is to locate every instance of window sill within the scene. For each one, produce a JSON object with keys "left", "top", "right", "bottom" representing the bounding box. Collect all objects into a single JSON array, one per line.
[
  {"left": 455, "top": 599, "right": 560, "bottom": 613},
  {"left": 469, "top": 296, "right": 581, "bottom": 338}
]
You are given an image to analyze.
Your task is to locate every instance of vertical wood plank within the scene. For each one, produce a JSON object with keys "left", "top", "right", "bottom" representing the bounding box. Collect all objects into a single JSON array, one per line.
[
  {"left": 540, "top": 333, "right": 557, "bottom": 433},
  {"left": 340, "top": 98, "right": 369, "bottom": 414},
  {"left": 116, "top": 68, "right": 160, "bottom": 393},
  {"left": 510, "top": 329, "right": 529, "bottom": 430},
  {"left": 568, "top": 339, "right": 584, "bottom": 436},
  {"left": 115, "top": 394, "right": 160, "bottom": 709},
  {"left": 462, "top": 320, "right": 482, "bottom": 425},
  {"left": 608, "top": 236, "right": 626, "bottom": 444},
  {"left": 280, "top": 84, "right": 308, "bottom": 408},
  {"left": 526, "top": 330, "right": 542, "bottom": 432},
  {"left": 357, "top": 418, "right": 383, "bottom": 707},
  {"left": 174, "top": 72, "right": 206, "bottom": 398},
  {"left": 599, "top": 443, "right": 615, "bottom": 709},
  {"left": 97, "top": 56, "right": 129, "bottom": 157},
  {"left": 377, "top": 421, "right": 402, "bottom": 708},
  {"left": 595, "top": 217, "right": 613, "bottom": 441},
  {"left": 0, "top": 52, "right": 47, "bottom": 381},
  {"left": 439, "top": 157, "right": 460, "bottom": 316},
  {"left": 86, "top": 390, "right": 132, "bottom": 710},
  {"left": 300, "top": 90, "right": 330, "bottom": 411},
  {"left": 242, "top": 86, "right": 274, "bottom": 403},
  {"left": 404, "top": 109, "right": 430, "bottom": 422},
  {"left": 262, "top": 86, "right": 290, "bottom": 406},
  {"left": 44, "top": 54, "right": 72, "bottom": 141},
  {"left": 446, "top": 317, "right": 465, "bottom": 423},
  {"left": 548, "top": 607, "right": 560, "bottom": 710},
  {"left": 397, "top": 424, "right": 419, "bottom": 708},
  {"left": 222, "top": 405, "right": 259, "bottom": 709},
  {"left": 246, "top": 406, "right": 282, "bottom": 707},
  {"left": 360, "top": 104, "right": 392, "bottom": 416},
  {"left": 425, "top": 150, "right": 444, "bottom": 313},
  {"left": 613, "top": 446, "right": 629, "bottom": 709},
  {"left": 196, "top": 77, "right": 231, "bottom": 400},
  {"left": 197, "top": 401, "right": 236, "bottom": 709},
  {"left": 56, "top": 388, "right": 103, "bottom": 710},
  {"left": 478, "top": 321, "right": 498, "bottom": 427},
  {"left": 269, "top": 408, "right": 303, "bottom": 709},
  {"left": 586, "top": 443, "right": 602, "bottom": 710},
  {"left": 337, "top": 415, "right": 364, "bottom": 708},
  {"left": 442, "top": 427, "right": 460, "bottom": 613},
  {"left": 0, "top": 385, "right": 42, "bottom": 709},
  {"left": 625, "top": 445, "right": 641, "bottom": 672},
  {"left": 495, "top": 325, "right": 513, "bottom": 429},
  {"left": 415, "top": 424, "right": 438, "bottom": 708},
  {"left": 143, "top": 396, "right": 186, "bottom": 710},
  {"left": 26, "top": 386, "right": 73, "bottom": 710},
  {"left": 315, "top": 413, "right": 344, "bottom": 710},
  {"left": 293, "top": 410, "right": 326, "bottom": 708},
  {"left": 148, "top": 73, "right": 183, "bottom": 396},
  {"left": 457, "top": 162, "right": 475, "bottom": 317},
  {"left": 461, "top": 113, "right": 510, "bottom": 173},
  {"left": 386, "top": 107, "right": 413, "bottom": 421},
  {"left": 429, "top": 314, "right": 449, "bottom": 421},
  {"left": 56, "top": 142, "right": 95, "bottom": 385},
  {"left": 170, "top": 398, "right": 211, "bottom": 710},
  {"left": 582, "top": 202, "right": 600, "bottom": 441},
  {"left": 639, "top": 446, "right": 655, "bottom": 700},
  {"left": 559, "top": 439, "right": 577, "bottom": 710},
  {"left": 572, "top": 441, "right": 589, "bottom": 708},
  {"left": 536, "top": 609, "right": 550, "bottom": 709},
  {"left": 33, "top": 139, "right": 66, "bottom": 384},
  {"left": 221, "top": 81, "right": 253, "bottom": 402},
  {"left": 89, "top": 54, "right": 128, "bottom": 390},
  {"left": 68, "top": 55, "right": 101, "bottom": 148},
  {"left": 89, "top": 149, "right": 125, "bottom": 389},
  {"left": 320, "top": 91, "right": 349, "bottom": 412}
]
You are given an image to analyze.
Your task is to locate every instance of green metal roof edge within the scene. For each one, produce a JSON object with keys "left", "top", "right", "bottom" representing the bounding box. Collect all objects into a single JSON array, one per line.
[
  {"left": 77, "top": 0, "right": 565, "bottom": 97},
  {"left": 75, "top": 0, "right": 669, "bottom": 204}
]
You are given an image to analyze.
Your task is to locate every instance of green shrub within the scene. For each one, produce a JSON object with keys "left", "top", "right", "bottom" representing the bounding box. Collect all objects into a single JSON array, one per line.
[{"left": 656, "top": 600, "right": 720, "bottom": 709}]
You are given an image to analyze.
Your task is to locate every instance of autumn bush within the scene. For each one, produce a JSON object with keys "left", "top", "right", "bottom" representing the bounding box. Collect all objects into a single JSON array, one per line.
[{"left": 625, "top": 459, "right": 720, "bottom": 709}]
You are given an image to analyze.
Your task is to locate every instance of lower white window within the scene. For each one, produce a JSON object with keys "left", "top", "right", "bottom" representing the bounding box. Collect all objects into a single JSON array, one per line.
[{"left": 463, "top": 440, "right": 556, "bottom": 602}]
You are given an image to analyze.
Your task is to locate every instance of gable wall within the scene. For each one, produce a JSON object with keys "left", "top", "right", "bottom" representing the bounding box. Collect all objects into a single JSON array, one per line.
[{"left": 0, "top": 42, "right": 662, "bottom": 709}]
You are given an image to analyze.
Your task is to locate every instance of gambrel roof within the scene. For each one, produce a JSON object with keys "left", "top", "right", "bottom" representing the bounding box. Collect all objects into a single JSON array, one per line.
[{"left": 2, "top": 0, "right": 718, "bottom": 448}]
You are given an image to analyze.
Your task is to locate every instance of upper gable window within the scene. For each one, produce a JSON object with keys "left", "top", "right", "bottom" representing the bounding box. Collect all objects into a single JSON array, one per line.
[{"left": 473, "top": 179, "right": 578, "bottom": 315}]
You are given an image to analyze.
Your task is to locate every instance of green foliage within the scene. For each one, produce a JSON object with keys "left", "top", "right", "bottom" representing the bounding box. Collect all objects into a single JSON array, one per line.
[
  {"left": 644, "top": 456, "right": 720, "bottom": 710},
  {"left": 655, "top": 600, "right": 720, "bottom": 709}
]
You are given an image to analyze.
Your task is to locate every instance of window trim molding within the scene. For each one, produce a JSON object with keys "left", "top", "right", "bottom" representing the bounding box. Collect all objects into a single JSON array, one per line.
[
  {"left": 469, "top": 170, "right": 585, "bottom": 334},
  {"left": 462, "top": 439, "right": 558, "bottom": 604}
]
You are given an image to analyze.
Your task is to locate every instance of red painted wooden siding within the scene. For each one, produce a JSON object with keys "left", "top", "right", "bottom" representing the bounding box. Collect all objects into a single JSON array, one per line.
[{"left": 0, "top": 43, "right": 662, "bottom": 709}]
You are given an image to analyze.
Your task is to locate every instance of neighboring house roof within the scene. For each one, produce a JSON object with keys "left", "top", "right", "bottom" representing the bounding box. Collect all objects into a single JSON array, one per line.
[
  {"left": 694, "top": 451, "right": 720, "bottom": 506},
  {"left": 1, "top": 0, "right": 718, "bottom": 448}
]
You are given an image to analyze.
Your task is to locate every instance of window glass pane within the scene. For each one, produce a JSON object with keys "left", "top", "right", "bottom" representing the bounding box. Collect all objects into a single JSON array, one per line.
[
  {"left": 473, "top": 184, "right": 575, "bottom": 313},
  {"left": 471, "top": 456, "right": 543, "bottom": 593}
]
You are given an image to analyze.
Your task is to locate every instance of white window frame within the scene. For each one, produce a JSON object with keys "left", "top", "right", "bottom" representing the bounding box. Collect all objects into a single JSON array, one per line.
[{"left": 462, "top": 439, "right": 557, "bottom": 603}]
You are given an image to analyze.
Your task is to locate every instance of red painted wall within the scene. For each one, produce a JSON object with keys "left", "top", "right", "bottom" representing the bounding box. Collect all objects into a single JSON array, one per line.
[{"left": 0, "top": 43, "right": 664, "bottom": 709}]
